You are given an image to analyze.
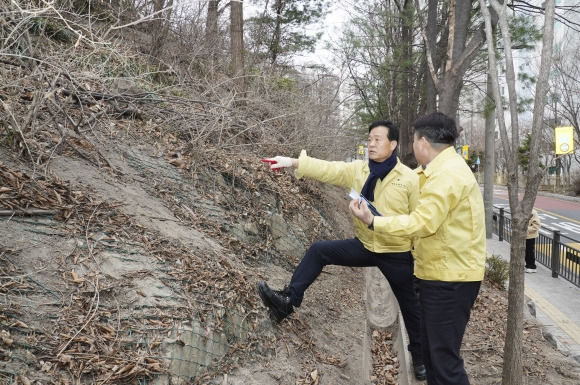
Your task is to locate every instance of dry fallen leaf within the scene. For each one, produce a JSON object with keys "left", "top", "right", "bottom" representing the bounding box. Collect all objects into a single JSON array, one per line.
[
  {"left": 59, "top": 354, "right": 73, "bottom": 364},
  {"left": 0, "top": 330, "right": 13, "bottom": 346},
  {"left": 70, "top": 270, "right": 85, "bottom": 283},
  {"left": 10, "top": 320, "right": 28, "bottom": 329},
  {"left": 311, "top": 369, "right": 318, "bottom": 381}
]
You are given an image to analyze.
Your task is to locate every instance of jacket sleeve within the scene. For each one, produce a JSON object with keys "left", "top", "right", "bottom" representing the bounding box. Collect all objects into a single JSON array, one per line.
[
  {"left": 374, "top": 171, "right": 459, "bottom": 238},
  {"left": 294, "top": 150, "right": 358, "bottom": 188}
]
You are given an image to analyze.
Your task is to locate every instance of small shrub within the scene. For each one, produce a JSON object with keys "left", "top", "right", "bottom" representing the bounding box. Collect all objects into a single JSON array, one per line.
[
  {"left": 0, "top": 124, "right": 20, "bottom": 150},
  {"left": 28, "top": 17, "right": 71, "bottom": 43},
  {"left": 269, "top": 76, "right": 297, "bottom": 92},
  {"left": 485, "top": 254, "right": 509, "bottom": 290}
]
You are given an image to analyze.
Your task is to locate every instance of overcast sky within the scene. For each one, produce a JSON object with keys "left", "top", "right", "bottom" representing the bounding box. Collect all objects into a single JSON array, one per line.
[{"left": 294, "top": 3, "right": 352, "bottom": 67}]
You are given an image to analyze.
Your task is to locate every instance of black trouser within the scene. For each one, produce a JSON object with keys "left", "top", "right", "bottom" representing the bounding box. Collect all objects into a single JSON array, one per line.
[
  {"left": 288, "top": 238, "right": 421, "bottom": 349},
  {"left": 417, "top": 279, "right": 481, "bottom": 385},
  {"left": 525, "top": 238, "right": 537, "bottom": 269}
]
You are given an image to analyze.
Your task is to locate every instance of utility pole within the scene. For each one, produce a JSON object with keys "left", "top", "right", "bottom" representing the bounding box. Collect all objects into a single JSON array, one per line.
[
  {"left": 484, "top": 71, "right": 495, "bottom": 238},
  {"left": 554, "top": 94, "right": 561, "bottom": 188}
]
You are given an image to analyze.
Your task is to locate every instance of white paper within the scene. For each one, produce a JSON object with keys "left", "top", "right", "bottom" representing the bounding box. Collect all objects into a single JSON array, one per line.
[
  {"left": 348, "top": 187, "right": 361, "bottom": 201},
  {"left": 347, "top": 188, "right": 382, "bottom": 216}
]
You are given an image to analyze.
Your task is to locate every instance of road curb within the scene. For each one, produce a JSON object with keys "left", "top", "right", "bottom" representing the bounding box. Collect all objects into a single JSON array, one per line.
[{"left": 364, "top": 267, "right": 416, "bottom": 384}]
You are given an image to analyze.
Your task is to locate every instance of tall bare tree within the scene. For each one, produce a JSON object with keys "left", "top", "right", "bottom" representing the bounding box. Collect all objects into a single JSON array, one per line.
[
  {"left": 150, "top": 0, "right": 174, "bottom": 60},
  {"left": 398, "top": 0, "right": 421, "bottom": 166},
  {"left": 419, "top": 0, "right": 499, "bottom": 120},
  {"left": 339, "top": 0, "right": 499, "bottom": 163},
  {"left": 230, "top": 0, "right": 245, "bottom": 99},
  {"left": 479, "top": 0, "right": 556, "bottom": 383},
  {"left": 334, "top": 1, "right": 424, "bottom": 165},
  {"left": 484, "top": 71, "right": 495, "bottom": 239},
  {"left": 205, "top": 0, "right": 221, "bottom": 58}
]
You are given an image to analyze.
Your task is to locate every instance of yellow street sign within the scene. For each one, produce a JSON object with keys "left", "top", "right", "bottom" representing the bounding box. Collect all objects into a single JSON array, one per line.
[
  {"left": 555, "top": 126, "right": 574, "bottom": 155},
  {"left": 461, "top": 145, "right": 469, "bottom": 160}
]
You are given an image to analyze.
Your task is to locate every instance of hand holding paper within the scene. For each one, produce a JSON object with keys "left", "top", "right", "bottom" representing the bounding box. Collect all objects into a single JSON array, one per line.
[
  {"left": 349, "top": 197, "right": 375, "bottom": 226},
  {"left": 348, "top": 188, "right": 382, "bottom": 216}
]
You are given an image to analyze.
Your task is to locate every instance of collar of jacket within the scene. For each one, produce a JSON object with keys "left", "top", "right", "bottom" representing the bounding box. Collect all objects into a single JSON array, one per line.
[{"left": 415, "top": 146, "right": 457, "bottom": 178}]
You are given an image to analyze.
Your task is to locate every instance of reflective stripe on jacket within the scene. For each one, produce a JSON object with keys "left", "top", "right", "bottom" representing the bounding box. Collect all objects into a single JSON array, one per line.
[
  {"left": 295, "top": 150, "right": 419, "bottom": 253},
  {"left": 373, "top": 147, "right": 486, "bottom": 281}
]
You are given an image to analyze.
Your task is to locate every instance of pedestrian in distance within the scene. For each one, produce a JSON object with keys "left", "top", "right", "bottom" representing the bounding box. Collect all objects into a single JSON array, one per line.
[
  {"left": 525, "top": 209, "right": 541, "bottom": 273},
  {"left": 258, "top": 120, "right": 426, "bottom": 381},
  {"left": 350, "top": 112, "right": 486, "bottom": 385}
]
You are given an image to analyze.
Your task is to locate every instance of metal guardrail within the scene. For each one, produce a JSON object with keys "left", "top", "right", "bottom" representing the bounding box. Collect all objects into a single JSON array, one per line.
[{"left": 492, "top": 206, "right": 580, "bottom": 288}]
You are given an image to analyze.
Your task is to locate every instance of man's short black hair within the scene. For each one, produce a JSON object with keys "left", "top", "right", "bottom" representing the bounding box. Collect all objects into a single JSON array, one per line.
[
  {"left": 412, "top": 112, "right": 457, "bottom": 144},
  {"left": 368, "top": 120, "right": 399, "bottom": 142}
]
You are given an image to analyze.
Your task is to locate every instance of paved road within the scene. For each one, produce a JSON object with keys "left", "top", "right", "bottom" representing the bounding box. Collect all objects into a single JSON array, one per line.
[{"left": 493, "top": 188, "right": 580, "bottom": 243}]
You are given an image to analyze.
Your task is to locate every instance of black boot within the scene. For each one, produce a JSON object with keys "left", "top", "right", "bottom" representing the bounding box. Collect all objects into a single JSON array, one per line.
[
  {"left": 257, "top": 281, "right": 294, "bottom": 323},
  {"left": 410, "top": 349, "right": 427, "bottom": 381}
]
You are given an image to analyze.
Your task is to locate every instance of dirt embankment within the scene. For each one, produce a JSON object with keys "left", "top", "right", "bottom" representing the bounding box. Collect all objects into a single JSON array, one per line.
[
  {"left": 0, "top": 120, "right": 375, "bottom": 384},
  {"left": 3, "top": 131, "right": 580, "bottom": 385}
]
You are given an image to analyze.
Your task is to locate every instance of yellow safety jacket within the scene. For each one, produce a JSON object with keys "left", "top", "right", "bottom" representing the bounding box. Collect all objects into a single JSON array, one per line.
[
  {"left": 295, "top": 150, "right": 419, "bottom": 253},
  {"left": 373, "top": 147, "right": 486, "bottom": 281}
]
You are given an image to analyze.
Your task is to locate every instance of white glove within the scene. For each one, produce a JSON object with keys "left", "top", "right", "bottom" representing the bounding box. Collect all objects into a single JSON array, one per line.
[{"left": 263, "top": 156, "right": 293, "bottom": 170}]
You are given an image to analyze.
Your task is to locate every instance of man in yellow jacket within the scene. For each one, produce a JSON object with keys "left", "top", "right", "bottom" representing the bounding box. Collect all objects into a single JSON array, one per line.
[
  {"left": 350, "top": 112, "right": 486, "bottom": 385},
  {"left": 258, "top": 120, "right": 426, "bottom": 380}
]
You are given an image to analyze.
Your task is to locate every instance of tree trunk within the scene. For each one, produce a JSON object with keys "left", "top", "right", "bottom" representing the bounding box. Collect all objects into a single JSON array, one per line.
[
  {"left": 478, "top": 0, "right": 555, "bottom": 382},
  {"left": 205, "top": 0, "right": 220, "bottom": 58},
  {"left": 230, "top": 0, "right": 245, "bottom": 102},
  {"left": 503, "top": 3, "right": 555, "bottom": 383},
  {"left": 425, "top": 0, "right": 438, "bottom": 112},
  {"left": 484, "top": 70, "right": 495, "bottom": 239},
  {"left": 503, "top": 225, "right": 527, "bottom": 383},
  {"left": 248, "top": 0, "right": 270, "bottom": 66},
  {"left": 399, "top": 0, "right": 417, "bottom": 167},
  {"left": 437, "top": 76, "right": 462, "bottom": 118},
  {"left": 269, "top": 0, "right": 285, "bottom": 64},
  {"left": 150, "top": 0, "right": 173, "bottom": 61},
  {"left": 424, "top": 0, "right": 497, "bottom": 118}
]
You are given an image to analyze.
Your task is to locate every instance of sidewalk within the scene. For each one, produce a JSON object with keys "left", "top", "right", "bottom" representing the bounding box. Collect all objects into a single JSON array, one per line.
[{"left": 487, "top": 234, "right": 580, "bottom": 364}]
